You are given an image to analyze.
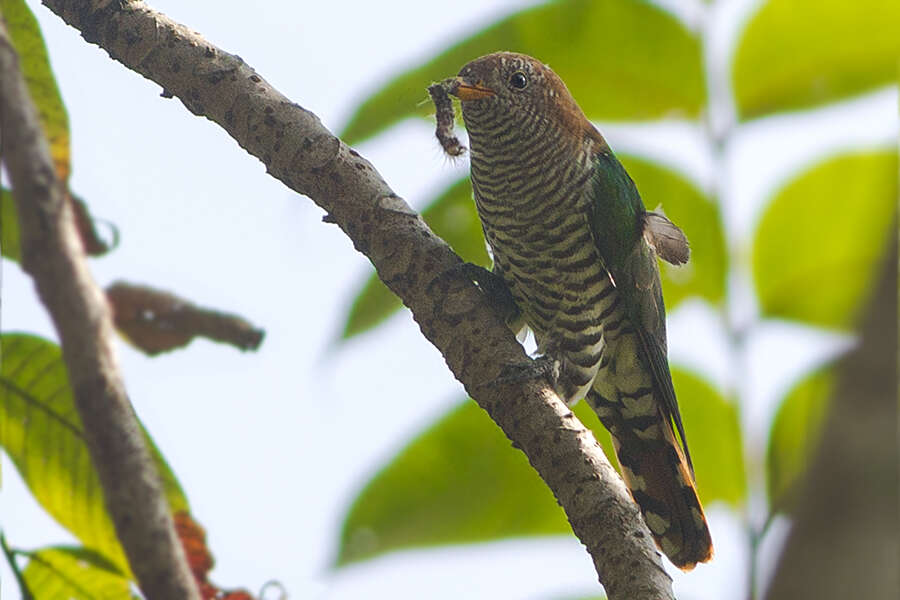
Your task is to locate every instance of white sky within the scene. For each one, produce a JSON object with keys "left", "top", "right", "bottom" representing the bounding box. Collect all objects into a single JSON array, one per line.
[{"left": 1, "top": 0, "right": 896, "bottom": 598}]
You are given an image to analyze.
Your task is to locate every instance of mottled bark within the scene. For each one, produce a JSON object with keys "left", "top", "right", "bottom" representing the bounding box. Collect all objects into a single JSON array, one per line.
[
  {"left": 36, "top": 1, "right": 674, "bottom": 596},
  {"left": 0, "top": 16, "right": 199, "bottom": 600}
]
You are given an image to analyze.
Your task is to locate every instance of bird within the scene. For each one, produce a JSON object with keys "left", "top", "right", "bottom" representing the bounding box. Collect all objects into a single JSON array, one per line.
[{"left": 444, "top": 51, "right": 713, "bottom": 570}]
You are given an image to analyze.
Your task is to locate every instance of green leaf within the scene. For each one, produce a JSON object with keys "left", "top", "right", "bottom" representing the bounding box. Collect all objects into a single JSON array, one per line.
[
  {"left": 22, "top": 546, "right": 134, "bottom": 600},
  {"left": 671, "top": 368, "right": 745, "bottom": 507},
  {"left": 342, "top": 178, "right": 489, "bottom": 339},
  {"left": 0, "top": 0, "right": 71, "bottom": 181},
  {"left": 766, "top": 368, "right": 833, "bottom": 513},
  {"left": 341, "top": 0, "right": 704, "bottom": 145},
  {"left": 336, "top": 398, "right": 573, "bottom": 565},
  {"left": 620, "top": 156, "right": 728, "bottom": 309},
  {"left": 335, "top": 368, "right": 741, "bottom": 565},
  {"left": 342, "top": 276, "right": 403, "bottom": 340},
  {"left": 733, "top": 0, "right": 900, "bottom": 120},
  {"left": 0, "top": 333, "right": 189, "bottom": 574},
  {"left": 1, "top": 188, "right": 22, "bottom": 262},
  {"left": 753, "top": 150, "right": 898, "bottom": 328}
]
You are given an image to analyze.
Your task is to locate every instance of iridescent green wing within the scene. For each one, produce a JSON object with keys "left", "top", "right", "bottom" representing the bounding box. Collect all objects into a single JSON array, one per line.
[{"left": 588, "top": 150, "right": 694, "bottom": 472}]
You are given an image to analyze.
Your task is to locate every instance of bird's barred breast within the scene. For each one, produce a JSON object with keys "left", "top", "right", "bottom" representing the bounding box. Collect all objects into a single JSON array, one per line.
[{"left": 469, "top": 132, "right": 624, "bottom": 404}]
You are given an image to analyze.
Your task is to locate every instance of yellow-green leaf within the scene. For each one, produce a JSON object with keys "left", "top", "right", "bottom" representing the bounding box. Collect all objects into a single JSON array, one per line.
[
  {"left": 1, "top": 0, "right": 71, "bottom": 181},
  {"left": 753, "top": 150, "right": 898, "bottom": 328},
  {"left": 766, "top": 368, "right": 833, "bottom": 513},
  {"left": 733, "top": 0, "right": 900, "bottom": 120},
  {"left": 0, "top": 333, "right": 189, "bottom": 574},
  {"left": 335, "top": 368, "right": 742, "bottom": 565},
  {"left": 621, "top": 156, "right": 727, "bottom": 309},
  {"left": 342, "top": 0, "right": 704, "bottom": 145},
  {"left": 341, "top": 276, "right": 403, "bottom": 340},
  {"left": 342, "top": 178, "right": 489, "bottom": 339},
  {"left": 671, "top": 369, "right": 745, "bottom": 507},
  {"left": 22, "top": 546, "right": 134, "bottom": 600},
  {"left": 1, "top": 188, "right": 22, "bottom": 262},
  {"left": 336, "top": 398, "right": 573, "bottom": 565}
]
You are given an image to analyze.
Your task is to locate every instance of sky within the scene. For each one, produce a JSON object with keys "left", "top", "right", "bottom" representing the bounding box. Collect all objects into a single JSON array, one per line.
[{"left": 1, "top": 0, "right": 896, "bottom": 598}]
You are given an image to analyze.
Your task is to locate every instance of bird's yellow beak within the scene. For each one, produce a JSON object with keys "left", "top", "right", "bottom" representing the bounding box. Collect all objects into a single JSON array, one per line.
[{"left": 451, "top": 77, "right": 496, "bottom": 101}]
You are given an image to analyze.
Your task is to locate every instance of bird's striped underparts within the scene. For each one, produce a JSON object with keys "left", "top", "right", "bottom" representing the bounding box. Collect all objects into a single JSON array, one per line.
[{"left": 444, "top": 51, "right": 713, "bottom": 570}]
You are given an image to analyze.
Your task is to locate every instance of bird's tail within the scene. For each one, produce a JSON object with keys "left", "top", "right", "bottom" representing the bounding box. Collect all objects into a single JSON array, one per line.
[{"left": 586, "top": 389, "right": 713, "bottom": 570}]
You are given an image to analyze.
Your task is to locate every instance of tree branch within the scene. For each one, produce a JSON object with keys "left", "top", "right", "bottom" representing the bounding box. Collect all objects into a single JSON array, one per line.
[
  {"left": 37, "top": 0, "right": 673, "bottom": 596},
  {"left": 0, "top": 17, "right": 199, "bottom": 600}
]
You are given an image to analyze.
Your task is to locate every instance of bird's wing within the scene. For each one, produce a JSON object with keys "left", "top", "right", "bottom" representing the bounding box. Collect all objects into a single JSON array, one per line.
[{"left": 588, "top": 151, "right": 695, "bottom": 474}]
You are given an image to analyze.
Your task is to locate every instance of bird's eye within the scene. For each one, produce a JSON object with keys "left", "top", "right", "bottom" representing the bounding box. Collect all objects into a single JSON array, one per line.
[{"left": 509, "top": 71, "right": 528, "bottom": 90}]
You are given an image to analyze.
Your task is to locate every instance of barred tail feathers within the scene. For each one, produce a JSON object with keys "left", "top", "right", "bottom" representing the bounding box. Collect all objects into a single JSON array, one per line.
[{"left": 587, "top": 388, "right": 713, "bottom": 570}]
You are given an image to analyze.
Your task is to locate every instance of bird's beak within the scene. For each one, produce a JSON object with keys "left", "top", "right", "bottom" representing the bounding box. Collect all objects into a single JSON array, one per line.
[{"left": 450, "top": 77, "right": 496, "bottom": 101}]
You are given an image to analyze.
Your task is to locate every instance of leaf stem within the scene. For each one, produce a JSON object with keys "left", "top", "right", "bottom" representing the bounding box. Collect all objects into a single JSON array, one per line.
[
  {"left": 0, "top": 532, "right": 34, "bottom": 600},
  {"left": 701, "top": 2, "right": 768, "bottom": 599}
]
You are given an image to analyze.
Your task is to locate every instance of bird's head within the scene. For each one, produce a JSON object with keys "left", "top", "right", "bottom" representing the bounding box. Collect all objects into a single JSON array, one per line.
[{"left": 448, "top": 52, "right": 602, "bottom": 146}]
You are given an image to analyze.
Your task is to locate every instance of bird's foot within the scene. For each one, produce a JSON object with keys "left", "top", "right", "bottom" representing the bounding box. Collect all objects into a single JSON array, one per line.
[
  {"left": 477, "top": 355, "right": 561, "bottom": 392},
  {"left": 451, "top": 262, "right": 521, "bottom": 325}
]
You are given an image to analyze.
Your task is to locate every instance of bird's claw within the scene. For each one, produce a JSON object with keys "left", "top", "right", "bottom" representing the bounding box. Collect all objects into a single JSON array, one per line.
[
  {"left": 475, "top": 355, "right": 561, "bottom": 393},
  {"left": 450, "top": 262, "right": 521, "bottom": 325}
]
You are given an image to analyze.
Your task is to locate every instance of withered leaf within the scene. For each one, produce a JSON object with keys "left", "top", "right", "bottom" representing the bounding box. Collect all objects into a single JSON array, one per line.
[{"left": 107, "top": 281, "right": 265, "bottom": 356}]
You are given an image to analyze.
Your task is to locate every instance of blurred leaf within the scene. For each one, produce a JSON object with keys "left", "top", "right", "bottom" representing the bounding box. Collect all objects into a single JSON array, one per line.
[
  {"left": 753, "top": 150, "right": 898, "bottom": 328},
  {"left": 336, "top": 368, "right": 739, "bottom": 565},
  {"left": 1, "top": 188, "right": 22, "bottom": 262},
  {"left": 174, "top": 511, "right": 214, "bottom": 580},
  {"left": 733, "top": 0, "right": 900, "bottom": 120},
  {"left": 0, "top": 333, "right": 190, "bottom": 574},
  {"left": 336, "top": 398, "right": 573, "bottom": 565},
  {"left": 0, "top": 0, "right": 71, "bottom": 181},
  {"left": 71, "top": 193, "right": 119, "bottom": 256},
  {"left": 621, "top": 156, "right": 727, "bottom": 309},
  {"left": 172, "top": 511, "right": 255, "bottom": 600},
  {"left": 766, "top": 368, "right": 834, "bottom": 513},
  {"left": 342, "top": 276, "right": 403, "bottom": 340},
  {"left": 421, "top": 179, "right": 492, "bottom": 266},
  {"left": 22, "top": 546, "right": 133, "bottom": 600},
  {"left": 1, "top": 188, "right": 118, "bottom": 263},
  {"left": 342, "top": 0, "right": 704, "bottom": 145},
  {"left": 106, "top": 281, "right": 265, "bottom": 355},
  {"left": 342, "top": 178, "right": 489, "bottom": 338},
  {"left": 671, "top": 368, "right": 745, "bottom": 506}
]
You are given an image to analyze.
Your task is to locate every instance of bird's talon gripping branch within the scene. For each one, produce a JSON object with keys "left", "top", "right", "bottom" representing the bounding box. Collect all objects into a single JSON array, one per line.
[
  {"left": 451, "top": 262, "right": 520, "bottom": 325},
  {"left": 428, "top": 78, "right": 466, "bottom": 157},
  {"left": 475, "top": 355, "right": 561, "bottom": 394},
  {"left": 504, "top": 355, "right": 560, "bottom": 386}
]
